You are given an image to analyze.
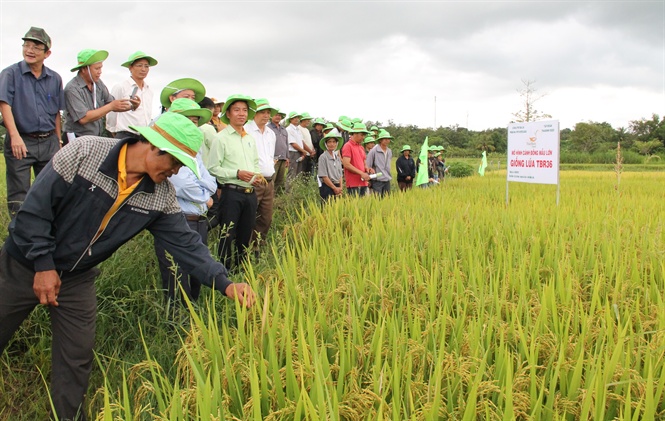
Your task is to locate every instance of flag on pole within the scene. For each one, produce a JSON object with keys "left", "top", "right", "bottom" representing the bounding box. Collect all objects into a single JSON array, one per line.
[
  {"left": 478, "top": 150, "right": 488, "bottom": 176},
  {"left": 415, "top": 136, "right": 429, "bottom": 187}
]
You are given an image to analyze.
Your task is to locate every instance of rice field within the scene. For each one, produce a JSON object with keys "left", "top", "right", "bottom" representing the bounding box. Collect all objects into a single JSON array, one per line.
[{"left": 88, "top": 170, "right": 665, "bottom": 420}]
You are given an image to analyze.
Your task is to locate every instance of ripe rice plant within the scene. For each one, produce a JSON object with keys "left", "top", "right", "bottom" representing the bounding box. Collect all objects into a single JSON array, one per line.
[{"left": 48, "top": 172, "right": 665, "bottom": 419}]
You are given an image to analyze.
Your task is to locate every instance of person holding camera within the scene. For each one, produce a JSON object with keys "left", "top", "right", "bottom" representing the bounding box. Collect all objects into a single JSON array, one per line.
[
  {"left": 106, "top": 51, "right": 157, "bottom": 139},
  {"left": 64, "top": 49, "right": 140, "bottom": 139}
]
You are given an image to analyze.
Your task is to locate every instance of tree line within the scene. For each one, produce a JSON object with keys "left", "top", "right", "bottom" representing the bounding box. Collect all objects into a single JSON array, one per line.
[{"left": 366, "top": 113, "right": 665, "bottom": 163}]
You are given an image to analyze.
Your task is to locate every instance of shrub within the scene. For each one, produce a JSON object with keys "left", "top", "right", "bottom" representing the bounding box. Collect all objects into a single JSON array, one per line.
[
  {"left": 447, "top": 161, "right": 475, "bottom": 178},
  {"left": 561, "top": 150, "right": 644, "bottom": 165}
]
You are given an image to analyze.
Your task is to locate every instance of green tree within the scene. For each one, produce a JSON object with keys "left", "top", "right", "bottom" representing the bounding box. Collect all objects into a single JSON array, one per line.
[
  {"left": 471, "top": 130, "right": 497, "bottom": 152},
  {"left": 568, "top": 121, "right": 616, "bottom": 153},
  {"left": 440, "top": 125, "right": 470, "bottom": 149},
  {"left": 633, "top": 139, "right": 663, "bottom": 155}
]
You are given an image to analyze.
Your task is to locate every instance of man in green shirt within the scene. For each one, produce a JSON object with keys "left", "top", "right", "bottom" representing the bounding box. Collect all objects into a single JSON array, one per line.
[{"left": 206, "top": 94, "right": 261, "bottom": 271}]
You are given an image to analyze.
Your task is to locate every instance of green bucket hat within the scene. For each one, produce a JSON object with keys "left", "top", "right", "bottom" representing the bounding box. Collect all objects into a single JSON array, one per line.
[
  {"left": 22, "top": 27, "right": 52, "bottom": 50},
  {"left": 428, "top": 145, "right": 438, "bottom": 152},
  {"left": 160, "top": 78, "right": 206, "bottom": 109},
  {"left": 320, "top": 128, "right": 343, "bottom": 151},
  {"left": 323, "top": 123, "right": 335, "bottom": 133},
  {"left": 121, "top": 51, "right": 158, "bottom": 68},
  {"left": 274, "top": 108, "right": 286, "bottom": 117},
  {"left": 349, "top": 122, "right": 370, "bottom": 134},
  {"left": 284, "top": 111, "right": 302, "bottom": 127},
  {"left": 300, "top": 112, "right": 313, "bottom": 121},
  {"left": 337, "top": 118, "right": 353, "bottom": 131},
  {"left": 362, "top": 136, "right": 376, "bottom": 145},
  {"left": 71, "top": 49, "right": 109, "bottom": 72},
  {"left": 376, "top": 129, "right": 393, "bottom": 141},
  {"left": 400, "top": 145, "right": 413, "bottom": 153},
  {"left": 220, "top": 94, "right": 256, "bottom": 125},
  {"left": 370, "top": 125, "right": 378, "bottom": 132},
  {"left": 351, "top": 117, "right": 363, "bottom": 124},
  {"left": 168, "top": 98, "right": 212, "bottom": 127},
  {"left": 130, "top": 112, "right": 203, "bottom": 178},
  {"left": 254, "top": 98, "right": 278, "bottom": 117},
  {"left": 313, "top": 118, "right": 326, "bottom": 126}
]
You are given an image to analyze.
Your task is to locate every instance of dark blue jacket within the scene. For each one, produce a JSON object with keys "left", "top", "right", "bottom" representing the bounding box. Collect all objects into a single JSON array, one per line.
[{"left": 5, "top": 136, "right": 232, "bottom": 292}]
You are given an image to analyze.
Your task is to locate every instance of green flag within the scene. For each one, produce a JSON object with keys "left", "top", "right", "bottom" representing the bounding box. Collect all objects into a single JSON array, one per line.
[
  {"left": 415, "top": 136, "right": 429, "bottom": 186},
  {"left": 478, "top": 150, "right": 488, "bottom": 176}
]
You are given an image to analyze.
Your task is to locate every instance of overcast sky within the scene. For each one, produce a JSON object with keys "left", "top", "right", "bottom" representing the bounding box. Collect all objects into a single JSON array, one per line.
[{"left": 1, "top": 1, "right": 663, "bottom": 131}]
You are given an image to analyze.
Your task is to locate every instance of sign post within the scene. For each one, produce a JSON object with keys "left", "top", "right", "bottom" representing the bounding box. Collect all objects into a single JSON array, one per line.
[{"left": 506, "top": 120, "right": 560, "bottom": 205}]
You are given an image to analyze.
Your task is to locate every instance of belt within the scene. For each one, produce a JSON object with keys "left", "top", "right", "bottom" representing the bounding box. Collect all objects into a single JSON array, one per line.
[
  {"left": 185, "top": 214, "right": 207, "bottom": 222},
  {"left": 222, "top": 184, "right": 254, "bottom": 194},
  {"left": 23, "top": 130, "right": 55, "bottom": 139}
]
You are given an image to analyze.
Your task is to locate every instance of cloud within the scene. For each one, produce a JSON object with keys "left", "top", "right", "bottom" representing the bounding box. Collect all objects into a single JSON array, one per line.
[{"left": 1, "top": 0, "right": 663, "bottom": 130}]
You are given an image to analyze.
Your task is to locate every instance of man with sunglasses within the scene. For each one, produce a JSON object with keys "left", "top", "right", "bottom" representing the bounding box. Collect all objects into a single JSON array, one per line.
[{"left": 0, "top": 27, "right": 64, "bottom": 218}]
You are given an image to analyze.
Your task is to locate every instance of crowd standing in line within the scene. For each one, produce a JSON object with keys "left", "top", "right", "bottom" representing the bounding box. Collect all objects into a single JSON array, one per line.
[{"left": 0, "top": 26, "right": 451, "bottom": 421}]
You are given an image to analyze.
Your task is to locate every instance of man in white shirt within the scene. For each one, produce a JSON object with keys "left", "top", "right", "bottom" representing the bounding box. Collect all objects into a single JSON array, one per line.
[
  {"left": 106, "top": 51, "right": 157, "bottom": 138},
  {"left": 285, "top": 111, "right": 306, "bottom": 188},
  {"left": 245, "top": 98, "right": 277, "bottom": 253}
]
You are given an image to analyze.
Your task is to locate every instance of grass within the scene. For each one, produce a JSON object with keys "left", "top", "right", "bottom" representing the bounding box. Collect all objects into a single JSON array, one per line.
[{"left": 1, "top": 162, "right": 664, "bottom": 420}]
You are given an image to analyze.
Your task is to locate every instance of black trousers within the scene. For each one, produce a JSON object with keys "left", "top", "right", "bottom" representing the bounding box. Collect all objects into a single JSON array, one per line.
[
  {"left": 0, "top": 248, "right": 100, "bottom": 421},
  {"left": 3, "top": 133, "right": 59, "bottom": 218},
  {"left": 154, "top": 217, "right": 208, "bottom": 305},
  {"left": 217, "top": 187, "right": 257, "bottom": 271},
  {"left": 319, "top": 182, "right": 341, "bottom": 203}
]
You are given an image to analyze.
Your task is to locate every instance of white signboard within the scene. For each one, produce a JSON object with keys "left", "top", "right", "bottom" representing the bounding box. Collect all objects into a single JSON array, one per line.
[{"left": 507, "top": 120, "right": 560, "bottom": 185}]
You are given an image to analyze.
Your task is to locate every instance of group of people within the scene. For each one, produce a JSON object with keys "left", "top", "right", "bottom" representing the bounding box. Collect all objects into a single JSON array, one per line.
[
  {"left": 0, "top": 27, "right": 259, "bottom": 421},
  {"left": 0, "top": 26, "right": 449, "bottom": 421}
]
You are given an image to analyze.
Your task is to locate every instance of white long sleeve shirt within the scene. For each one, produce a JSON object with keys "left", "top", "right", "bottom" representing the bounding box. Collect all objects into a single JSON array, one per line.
[{"left": 106, "top": 77, "right": 154, "bottom": 134}]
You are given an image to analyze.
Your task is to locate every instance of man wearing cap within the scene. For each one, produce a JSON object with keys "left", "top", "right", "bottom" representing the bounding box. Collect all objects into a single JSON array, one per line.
[
  {"left": 64, "top": 49, "right": 137, "bottom": 139},
  {"left": 0, "top": 112, "right": 255, "bottom": 421},
  {"left": 363, "top": 135, "right": 376, "bottom": 155},
  {"left": 210, "top": 98, "right": 226, "bottom": 132},
  {"left": 159, "top": 78, "right": 206, "bottom": 114},
  {"left": 267, "top": 109, "right": 289, "bottom": 194},
  {"left": 197, "top": 97, "right": 223, "bottom": 229},
  {"left": 285, "top": 111, "right": 307, "bottom": 187},
  {"left": 198, "top": 97, "right": 218, "bottom": 160},
  {"left": 0, "top": 27, "right": 65, "bottom": 218},
  {"left": 317, "top": 129, "right": 344, "bottom": 203},
  {"left": 245, "top": 99, "right": 277, "bottom": 253},
  {"left": 396, "top": 144, "right": 416, "bottom": 191},
  {"left": 311, "top": 117, "right": 326, "bottom": 158},
  {"left": 341, "top": 122, "right": 372, "bottom": 196},
  {"left": 106, "top": 51, "right": 158, "bottom": 139},
  {"left": 152, "top": 99, "right": 216, "bottom": 305},
  {"left": 207, "top": 94, "right": 262, "bottom": 271},
  {"left": 337, "top": 116, "right": 352, "bottom": 145},
  {"left": 366, "top": 129, "right": 394, "bottom": 197},
  {"left": 299, "top": 112, "right": 316, "bottom": 176}
]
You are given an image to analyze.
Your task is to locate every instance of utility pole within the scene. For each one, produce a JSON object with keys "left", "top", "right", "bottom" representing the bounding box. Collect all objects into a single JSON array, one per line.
[{"left": 434, "top": 96, "right": 437, "bottom": 129}]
